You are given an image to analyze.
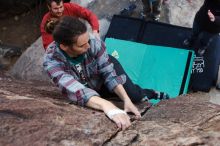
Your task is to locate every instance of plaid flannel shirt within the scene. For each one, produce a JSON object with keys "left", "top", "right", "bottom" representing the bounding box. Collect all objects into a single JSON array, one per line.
[{"left": 43, "top": 34, "right": 126, "bottom": 106}]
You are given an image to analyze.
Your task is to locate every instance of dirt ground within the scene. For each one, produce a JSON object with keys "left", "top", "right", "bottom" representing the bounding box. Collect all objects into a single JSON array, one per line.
[
  {"left": 0, "top": 3, "right": 47, "bottom": 51},
  {"left": 0, "top": 2, "right": 48, "bottom": 70}
]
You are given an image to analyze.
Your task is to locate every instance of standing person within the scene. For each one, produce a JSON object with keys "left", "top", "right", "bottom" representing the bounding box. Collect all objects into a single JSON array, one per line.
[
  {"left": 43, "top": 16, "right": 169, "bottom": 130},
  {"left": 142, "top": 0, "right": 162, "bottom": 21},
  {"left": 183, "top": 0, "right": 220, "bottom": 55},
  {"left": 141, "top": 0, "right": 191, "bottom": 21},
  {"left": 40, "top": 0, "right": 99, "bottom": 49}
]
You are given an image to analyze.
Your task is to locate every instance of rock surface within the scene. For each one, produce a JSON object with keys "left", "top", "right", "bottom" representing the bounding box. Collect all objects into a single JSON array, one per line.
[
  {"left": 0, "top": 75, "right": 220, "bottom": 145},
  {"left": 162, "top": 0, "right": 203, "bottom": 27},
  {"left": 105, "top": 94, "right": 220, "bottom": 146},
  {"left": 9, "top": 37, "right": 49, "bottom": 81},
  {"left": 0, "top": 77, "right": 116, "bottom": 146}
]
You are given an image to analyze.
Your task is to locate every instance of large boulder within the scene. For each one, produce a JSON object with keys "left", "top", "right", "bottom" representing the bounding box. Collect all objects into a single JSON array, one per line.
[
  {"left": 9, "top": 37, "right": 49, "bottom": 81},
  {"left": 105, "top": 93, "right": 220, "bottom": 146},
  {"left": 161, "top": 0, "right": 203, "bottom": 27},
  {"left": 0, "top": 77, "right": 220, "bottom": 145},
  {"left": 0, "top": 79, "right": 116, "bottom": 146}
]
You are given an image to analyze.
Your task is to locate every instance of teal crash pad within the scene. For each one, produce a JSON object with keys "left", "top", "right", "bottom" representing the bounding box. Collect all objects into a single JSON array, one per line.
[{"left": 105, "top": 38, "right": 194, "bottom": 103}]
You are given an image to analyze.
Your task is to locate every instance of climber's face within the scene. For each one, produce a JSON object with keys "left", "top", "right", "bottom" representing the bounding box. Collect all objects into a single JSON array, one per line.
[
  {"left": 48, "top": 1, "right": 64, "bottom": 17},
  {"left": 60, "top": 32, "right": 90, "bottom": 58}
]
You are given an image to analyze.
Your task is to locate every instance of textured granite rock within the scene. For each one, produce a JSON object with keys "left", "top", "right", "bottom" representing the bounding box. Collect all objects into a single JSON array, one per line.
[
  {"left": 0, "top": 79, "right": 116, "bottom": 146},
  {"left": 105, "top": 93, "right": 220, "bottom": 146},
  {"left": 0, "top": 77, "right": 220, "bottom": 146},
  {"left": 9, "top": 37, "right": 49, "bottom": 81}
]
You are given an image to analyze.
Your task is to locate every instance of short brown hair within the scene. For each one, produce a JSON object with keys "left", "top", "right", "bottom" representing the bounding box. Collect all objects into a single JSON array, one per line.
[
  {"left": 53, "top": 16, "right": 87, "bottom": 46},
  {"left": 46, "top": 0, "right": 63, "bottom": 7}
]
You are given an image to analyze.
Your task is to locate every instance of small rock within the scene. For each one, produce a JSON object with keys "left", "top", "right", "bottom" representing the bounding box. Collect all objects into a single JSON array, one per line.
[
  {"left": 2, "top": 27, "right": 7, "bottom": 31},
  {"left": 14, "top": 16, "right": 19, "bottom": 21},
  {"left": 22, "top": 35, "right": 27, "bottom": 40}
]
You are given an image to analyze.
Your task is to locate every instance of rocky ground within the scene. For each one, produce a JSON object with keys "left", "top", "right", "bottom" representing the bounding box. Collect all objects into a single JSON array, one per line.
[{"left": 0, "top": 1, "right": 46, "bottom": 50}]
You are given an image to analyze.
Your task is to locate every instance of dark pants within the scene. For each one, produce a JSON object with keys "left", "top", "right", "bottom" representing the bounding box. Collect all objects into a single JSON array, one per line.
[
  {"left": 99, "top": 55, "right": 156, "bottom": 103},
  {"left": 190, "top": 18, "right": 218, "bottom": 51},
  {"left": 190, "top": 19, "right": 201, "bottom": 43},
  {"left": 208, "top": 34, "right": 220, "bottom": 79}
]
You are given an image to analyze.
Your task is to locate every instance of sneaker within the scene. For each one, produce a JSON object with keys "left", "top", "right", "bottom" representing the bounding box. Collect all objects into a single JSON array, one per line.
[
  {"left": 197, "top": 48, "right": 206, "bottom": 56},
  {"left": 142, "top": 96, "right": 150, "bottom": 102},
  {"left": 183, "top": 38, "right": 193, "bottom": 47},
  {"left": 153, "top": 16, "right": 160, "bottom": 21},
  {"left": 152, "top": 14, "right": 160, "bottom": 21},
  {"left": 155, "top": 91, "right": 170, "bottom": 100},
  {"left": 142, "top": 89, "right": 169, "bottom": 101},
  {"left": 140, "top": 12, "right": 146, "bottom": 19}
]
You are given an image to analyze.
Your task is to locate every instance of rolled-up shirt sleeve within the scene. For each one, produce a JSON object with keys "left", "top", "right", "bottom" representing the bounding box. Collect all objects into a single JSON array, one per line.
[
  {"left": 92, "top": 40, "right": 126, "bottom": 92},
  {"left": 43, "top": 50, "right": 100, "bottom": 106}
]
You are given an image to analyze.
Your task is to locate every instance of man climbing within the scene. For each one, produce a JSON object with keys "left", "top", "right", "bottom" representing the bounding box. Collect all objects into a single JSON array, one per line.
[
  {"left": 40, "top": 0, "right": 99, "bottom": 50},
  {"left": 43, "top": 16, "right": 169, "bottom": 130}
]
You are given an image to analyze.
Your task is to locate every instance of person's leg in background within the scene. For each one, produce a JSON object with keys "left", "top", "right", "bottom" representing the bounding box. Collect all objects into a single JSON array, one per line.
[
  {"left": 152, "top": 0, "right": 162, "bottom": 21},
  {"left": 197, "top": 32, "right": 216, "bottom": 56},
  {"left": 141, "top": 0, "right": 152, "bottom": 19},
  {"left": 210, "top": 34, "right": 220, "bottom": 90},
  {"left": 183, "top": 18, "right": 202, "bottom": 47}
]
